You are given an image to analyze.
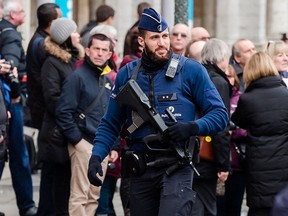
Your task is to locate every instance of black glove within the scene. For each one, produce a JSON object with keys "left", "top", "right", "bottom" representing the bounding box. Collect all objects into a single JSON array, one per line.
[
  {"left": 164, "top": 121, "right": 199, "bottom": 142},
  {"left": 87, "top": 155, "right": 103, "bottom": 187}
]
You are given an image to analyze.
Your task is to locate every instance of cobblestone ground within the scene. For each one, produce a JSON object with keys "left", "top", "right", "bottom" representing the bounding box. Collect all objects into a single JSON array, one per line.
[
  {"left": 0, "top": 166, "right": 124, "bottom": 216},
  {"left": 0, "top": 165, "right": 248, "bottom": 216}
]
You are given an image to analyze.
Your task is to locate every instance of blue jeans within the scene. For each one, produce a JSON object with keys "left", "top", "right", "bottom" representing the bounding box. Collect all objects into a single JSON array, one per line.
[
  {"left": 96, "top": 175, "right": 118, "bottom": 215},
  {"left": 0, "top": 103, "right": 35, "bottom": 211}
]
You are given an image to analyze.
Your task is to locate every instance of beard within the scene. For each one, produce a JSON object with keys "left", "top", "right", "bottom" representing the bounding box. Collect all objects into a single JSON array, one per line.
[{"left": 144, "top": 43, "right": 170, "bottom": 64}]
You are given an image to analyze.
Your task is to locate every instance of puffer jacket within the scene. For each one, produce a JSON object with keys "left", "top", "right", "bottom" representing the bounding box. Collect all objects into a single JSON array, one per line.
[{"left": 231, "top": 76, "right": 288, "bottom": 208}]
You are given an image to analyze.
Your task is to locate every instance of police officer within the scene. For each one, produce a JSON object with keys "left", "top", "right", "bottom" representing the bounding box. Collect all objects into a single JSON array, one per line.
[{"left": 88, "top": 8, "right": 228, "bottom": 216}]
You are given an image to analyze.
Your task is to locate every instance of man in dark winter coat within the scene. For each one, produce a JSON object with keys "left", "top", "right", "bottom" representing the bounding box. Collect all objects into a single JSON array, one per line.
[
  {"left": 56, "top": 33, "right": 117, "bottom": 216},
  {"left": 26, "top": 3, "right": 62, "bottom": 130}
]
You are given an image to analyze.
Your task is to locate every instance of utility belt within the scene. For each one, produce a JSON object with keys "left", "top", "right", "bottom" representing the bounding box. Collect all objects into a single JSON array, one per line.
[
  {"left": 121, "top": 150, "right": 180, "bottom": 177},
  {"left": 122, "top": 136, "right": 200, "bottom": 177}
]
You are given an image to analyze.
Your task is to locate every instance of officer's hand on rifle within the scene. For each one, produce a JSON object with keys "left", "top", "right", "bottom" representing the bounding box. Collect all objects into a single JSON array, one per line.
[
  {"left": 87, "top": 155, "right": 103, "bottom": 186},
  {"left": 164, "top": 121, "right": 199, "bottom": 142}
]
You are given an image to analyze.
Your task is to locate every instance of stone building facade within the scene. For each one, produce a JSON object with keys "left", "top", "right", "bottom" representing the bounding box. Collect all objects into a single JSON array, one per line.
[{"left": 18, "top": 0, "right": 288, "bottom": 54}]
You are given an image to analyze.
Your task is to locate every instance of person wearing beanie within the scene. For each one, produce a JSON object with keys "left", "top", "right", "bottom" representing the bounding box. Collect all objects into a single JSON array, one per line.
[
  {"left": 50, "top": 17, "right": 77, "bottom": 45},
  {"left": 37, "top": 17, "right": 84, "bottom": 215},
  {"left": 26, "top": 4, "right": 63, "bottom": 216},
  {"left": 55, "top": 33, "right": 117, "bottom": 216},
  {"left": 88, "top": 7, "right": 228, "bottom": 216}
]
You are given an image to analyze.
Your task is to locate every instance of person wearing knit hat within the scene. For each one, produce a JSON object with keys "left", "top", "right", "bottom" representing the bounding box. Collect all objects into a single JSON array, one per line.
[
  {"left": 50, "top": 17, "right": 77, "bottom": 45},
  {"left": 88, "top": 7, "right": 228, "bottom": 216},
  {"left": 38, "top": 15, "right": 84, "bottom": 216}
]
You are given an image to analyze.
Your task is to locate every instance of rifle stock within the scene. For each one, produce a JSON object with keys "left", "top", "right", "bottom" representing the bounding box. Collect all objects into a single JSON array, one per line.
[{"left": 116, "top": 79, "right": 168, "bottom": 133}]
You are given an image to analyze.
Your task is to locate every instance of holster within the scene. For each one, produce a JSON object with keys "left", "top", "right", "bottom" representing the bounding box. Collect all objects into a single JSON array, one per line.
[
  {"left": 121, "top": 137, "right": 200, "bottom": 177},
  {"left": 121, "top": 150, "right": 147, "bottom": 178}
]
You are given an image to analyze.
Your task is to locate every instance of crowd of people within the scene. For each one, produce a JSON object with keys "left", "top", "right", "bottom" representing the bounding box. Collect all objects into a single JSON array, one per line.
[{"left": 0, "top": 0, "right": 288, "bottom": 216}]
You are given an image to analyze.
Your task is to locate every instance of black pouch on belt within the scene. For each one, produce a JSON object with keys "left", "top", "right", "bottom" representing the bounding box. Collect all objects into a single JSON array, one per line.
[{"left": 121, "top": 151, "right": 147, "bottom": 177}]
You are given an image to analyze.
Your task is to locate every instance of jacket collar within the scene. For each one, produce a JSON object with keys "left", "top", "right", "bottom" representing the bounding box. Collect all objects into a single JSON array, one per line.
[
  {"left": 0, "top": 19, "right": 16, "bottom": 30},
  {"left": 203, "top": 62, "right": 229, "bottom": 81},
  {"left": 245, "top": 76, "right": 282, "bottom": 92},
  {"left": 44, "top": 37, "right": 84, "bottom": 63}
]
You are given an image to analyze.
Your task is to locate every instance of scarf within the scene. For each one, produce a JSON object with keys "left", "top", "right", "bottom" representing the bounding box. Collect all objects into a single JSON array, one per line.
[
  {"left": 85, "top": 55, "right": 111, "bottom": 77},
  {"left": 141, "top": 49, "right": 171, "bottom": 72}
]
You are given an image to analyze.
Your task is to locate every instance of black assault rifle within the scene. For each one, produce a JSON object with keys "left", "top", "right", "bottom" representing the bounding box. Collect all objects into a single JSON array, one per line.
[{"left": 115, "top": 79, "right": 200, "bottom": 176}]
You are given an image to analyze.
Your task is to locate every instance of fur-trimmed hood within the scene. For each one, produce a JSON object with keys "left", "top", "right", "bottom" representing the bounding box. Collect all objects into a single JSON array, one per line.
[{"left": 44, "top": 37, "right": 84, "bottom": 63}]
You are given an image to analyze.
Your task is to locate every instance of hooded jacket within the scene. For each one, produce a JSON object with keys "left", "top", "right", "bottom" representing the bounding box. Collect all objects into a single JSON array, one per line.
[{"left": 37, "top": 37, "right": 84, "bottom": 163}]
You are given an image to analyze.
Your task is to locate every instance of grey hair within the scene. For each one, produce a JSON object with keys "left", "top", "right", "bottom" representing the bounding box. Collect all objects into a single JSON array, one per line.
[
  {"left": 2, "top": 0, "right": 18, "bottom": 20},
  {"left": 201, "top": 38, "right": 230, "bottom": 64},
  {"left": 232, "top": 38, "right": 248, "bottom": 57},
  {"left": 89, "top": 24, "right": 117, "bottom": 41}
]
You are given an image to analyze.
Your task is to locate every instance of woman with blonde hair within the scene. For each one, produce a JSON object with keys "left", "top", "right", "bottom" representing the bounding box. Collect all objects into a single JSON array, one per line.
[
  {"left": 263, "top": 40, "right": 288, "bottom": 86},
  {"left": 231, "top": 51, "right": 288, "bottom": 216},
  {"left": 243, "top": 51, "right": 278, "bottom": 87}
]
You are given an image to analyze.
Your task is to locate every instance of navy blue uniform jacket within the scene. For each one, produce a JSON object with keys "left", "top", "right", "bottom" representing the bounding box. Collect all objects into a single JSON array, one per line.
[{"left": 92, "top": 54, "right": 229, "bottom": 161}]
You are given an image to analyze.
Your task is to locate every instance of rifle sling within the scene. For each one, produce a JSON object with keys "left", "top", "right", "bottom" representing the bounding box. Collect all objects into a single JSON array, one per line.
[{"left": 131, "top": 61, "right": 141, "bottom": 80}]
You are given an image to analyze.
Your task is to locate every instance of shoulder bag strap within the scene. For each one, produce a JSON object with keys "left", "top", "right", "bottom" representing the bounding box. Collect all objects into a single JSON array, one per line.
[{"left": 77, "top": 76, "right": 107, "bottom": 122}]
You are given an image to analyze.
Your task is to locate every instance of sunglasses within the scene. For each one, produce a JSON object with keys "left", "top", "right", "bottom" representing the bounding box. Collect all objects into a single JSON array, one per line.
[{"left": 172, "top": 33, "right": 187, "bottom": 38}]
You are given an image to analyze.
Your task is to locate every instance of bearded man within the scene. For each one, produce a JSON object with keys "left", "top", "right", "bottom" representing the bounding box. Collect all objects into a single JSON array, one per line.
[{"left": 88, "top": 7, "right": 228, "bottom": 216}]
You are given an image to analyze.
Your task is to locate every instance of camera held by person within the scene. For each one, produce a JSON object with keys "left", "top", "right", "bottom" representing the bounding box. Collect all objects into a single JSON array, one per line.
[{"left": 3, "top": 61, "right": 21, "bottom": 99}]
